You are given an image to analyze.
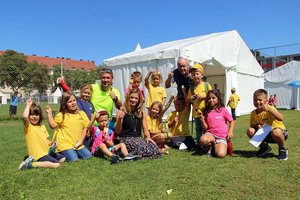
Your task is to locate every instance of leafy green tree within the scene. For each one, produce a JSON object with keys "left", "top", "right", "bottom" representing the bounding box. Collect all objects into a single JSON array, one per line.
[
  {"left": 0, "top": 50, "right": 31, "bottom": 91},
  {"left": 52, "top": 65, "right": 102, "bottom": 92},
  {"left": 0, "top": 50, "right": 51, "bottom": 93},
  {"left": 27, "top": 61, "right": 51, "bottom": 93}
]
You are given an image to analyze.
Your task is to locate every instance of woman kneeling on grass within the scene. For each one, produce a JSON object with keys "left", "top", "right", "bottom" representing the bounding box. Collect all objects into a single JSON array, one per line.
[
  {"left": 19, "top": 98, "right": 66, "bottom": 170},
  {"left": 46, "top": 92, "right": 92, "bottom": 162},
  {"left": 115, "top": 88, "right": 161, "bottom": 159}
]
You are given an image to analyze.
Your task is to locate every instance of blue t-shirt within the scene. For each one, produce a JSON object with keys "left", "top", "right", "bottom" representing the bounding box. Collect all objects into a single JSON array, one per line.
[
  {"left": 10, "top": 95, "right": 19, "bottom": 106},
  {"left": 173, "top": 68, "right": 190, "bottom": 98},
  {"left": 76, "top": 97, "right": 94, "bottom": 120}
]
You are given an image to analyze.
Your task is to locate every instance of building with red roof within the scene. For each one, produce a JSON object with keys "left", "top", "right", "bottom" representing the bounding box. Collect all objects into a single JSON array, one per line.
[{"left": 0, "top": 50, "right": 97, "bottom": 70}]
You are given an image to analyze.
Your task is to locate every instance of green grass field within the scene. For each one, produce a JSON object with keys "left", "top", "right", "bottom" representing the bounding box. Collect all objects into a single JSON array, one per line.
[{"left": 0, "top": 104, "right": 299, "bottom": 199}]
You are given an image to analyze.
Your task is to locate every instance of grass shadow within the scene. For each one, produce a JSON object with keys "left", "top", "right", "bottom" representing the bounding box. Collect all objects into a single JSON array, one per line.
[{"left": 233, "top": 150, "right": 276, "bottom": 158}]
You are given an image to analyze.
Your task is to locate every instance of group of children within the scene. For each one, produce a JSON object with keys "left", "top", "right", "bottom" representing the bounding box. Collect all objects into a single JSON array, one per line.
[{"left": 18, "top": 63, "right": 289, "bottom": 170}]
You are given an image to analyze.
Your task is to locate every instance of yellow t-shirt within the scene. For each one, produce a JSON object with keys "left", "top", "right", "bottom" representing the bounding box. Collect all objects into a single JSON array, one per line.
[
  {"left": 25, "top": 123, "right": 49, "bottom": 160},
  {"left": 146, "top": 84, "right": 167, "bottom": 108},
  {"left": 146, "top": 115, "right": 160, "bottom": 133},
  {"left": 187, "top": 82, "right": 212, "bottom": 117},
  {"left": 90, "top": 84, "right": 120, "bottom": 117},
  {"left": 167, "top": 107, "right": 190, "bottom": 136},
  {"left": 54, "top": 111, "right": 89, "bottom": 152},
  {"left": 228, "top": 94, "right": 240, "bottom": 108},
  {"left": 250, "top": 106, "right": 286, "bottom": 129}
]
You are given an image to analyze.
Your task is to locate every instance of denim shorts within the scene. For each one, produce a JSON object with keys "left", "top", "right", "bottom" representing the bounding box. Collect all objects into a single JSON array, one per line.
[{"left": 60, "top": 147, "right": 92, "bottom": 162}]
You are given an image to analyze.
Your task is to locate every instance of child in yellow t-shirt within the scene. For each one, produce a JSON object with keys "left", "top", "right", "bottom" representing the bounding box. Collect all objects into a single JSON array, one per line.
[
  {"left": 46, "top": 91, "right": 92, "bottom": 162},
  {"left": 145, "top": 69, "right": 167, "bottom": 109},
  {"left": 18, "top": 98, "right": 66, "bottom": 170},
  {"left": 246, "top": 89, "right": 288, "bottom": 160},
  {"left": 167, "top": 96, "right": 190, "bottom": 137},
  {"left": 147, "top": 95, "right": 174, "bottom": 153},
  {"left": 187, "top": 63, "right": 212, "bottom": 144},
  {"left": 226, "top": 87, "right": 240, "bottom": 120}
]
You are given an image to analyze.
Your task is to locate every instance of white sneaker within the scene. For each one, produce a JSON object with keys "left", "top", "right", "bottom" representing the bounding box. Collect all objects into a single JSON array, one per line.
[
  {"left": 179, "top": 143, "right": 188, "bottom": 150},
  {"left": 18, "top": 156, "right": 34, "bottom": 170}
]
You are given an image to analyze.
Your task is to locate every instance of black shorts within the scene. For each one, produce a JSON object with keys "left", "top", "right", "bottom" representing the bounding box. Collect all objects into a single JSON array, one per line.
[
  {"left": 9, "top": 105, "right": 17, "bottom": 115},
  {"left": 255, "top": 128, "right": 288, "bottom": 143},
  {"left": 38, "top": 153, "right": 65, "bottom": 163}
]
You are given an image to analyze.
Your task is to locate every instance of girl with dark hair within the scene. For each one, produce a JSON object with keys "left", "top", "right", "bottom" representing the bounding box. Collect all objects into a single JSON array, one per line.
[
  {"left": 18, "top": 98, "right": 66, "bottom": 170},
  {"left": 199, "top": 89, "right": 235, "bottom": 158}
]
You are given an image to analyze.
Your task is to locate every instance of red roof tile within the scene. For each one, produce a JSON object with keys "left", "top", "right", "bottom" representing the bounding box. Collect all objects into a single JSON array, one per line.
[{"left": 0, "top": 51, "right": 97, "bottom": 70}]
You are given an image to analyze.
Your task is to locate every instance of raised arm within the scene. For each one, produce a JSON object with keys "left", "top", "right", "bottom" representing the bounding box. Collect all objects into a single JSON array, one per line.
[
  {"left": 22, "top": 98, "right": 33, "bottom": 127},
  {"left": 109, "top": 87, "right": 122, "bottom": 110},
  {"left": 162, "top": 94, "right": 175, "bottom": 116},
  {"left": 198, "top": 110, "right": 208, "bottom": 130},
  {"left": 144, "top": 71, "right": 153, "bottom": 88},
  {"left": 165, "top": 70, "right": 173, "bottom": 88},
  {"left": 114, "top": 109, "right": 125, "bottom": 135},
  {"left": 57, "top": 77, "right": 70, "bottom": 92},
  {"left": 263, "top": 104, "right": 284, "bottom": 121},
  {"left": 45, "top": 106, "right": 57, "bottom": 129}
]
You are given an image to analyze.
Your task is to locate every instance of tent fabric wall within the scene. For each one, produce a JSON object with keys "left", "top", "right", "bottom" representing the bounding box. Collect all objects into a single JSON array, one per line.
[
  {"left": 104, "top": 30, "right": 264, "bottom": 117},
  {"left": 264, "top": 61, "right": 300, "bottom": 110}
]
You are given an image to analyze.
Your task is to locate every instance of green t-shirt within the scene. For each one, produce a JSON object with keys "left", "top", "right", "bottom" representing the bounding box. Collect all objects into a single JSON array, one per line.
[{"left": 90, "top": 83, "right": 120, "bottom": 117}]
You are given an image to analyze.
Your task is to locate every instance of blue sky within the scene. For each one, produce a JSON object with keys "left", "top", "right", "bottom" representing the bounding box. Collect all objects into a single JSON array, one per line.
[{"left": 1, "top": 0, "right": 299, "bottom": 65}]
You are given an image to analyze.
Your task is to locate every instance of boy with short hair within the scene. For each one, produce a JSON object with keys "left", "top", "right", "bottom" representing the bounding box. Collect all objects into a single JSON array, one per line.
[
  {"left": 91, "top": 110, "right": 138, "bottom": 164},
  {"left": 226, "top": 87, "right": 240, "bottom": 120},
  {"left": 187, "top": 63, "right": 212, "bottom": 144},
  {"left": 246, "top": 89, "right": 288, "bottom": 160}
]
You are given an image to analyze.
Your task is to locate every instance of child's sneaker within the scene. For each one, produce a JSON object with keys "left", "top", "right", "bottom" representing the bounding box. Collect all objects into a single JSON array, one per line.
[
  {"left": 111, "top": 154, "right": 122, "bottom": 164},
  {"left": 206, "top": 146, "right": 212, "bottom": 157},
  {"left": 255, "top": 144, "right": 272, "bottom": 157},
  {"left": 18, "top": 156, "right": 34, "bottom": 170},
  {"left": 278, "top": 148, "right": 288, "bottom": 160},
  {"left": 124, "top": 153, "right": 139, "bottom": 161}
]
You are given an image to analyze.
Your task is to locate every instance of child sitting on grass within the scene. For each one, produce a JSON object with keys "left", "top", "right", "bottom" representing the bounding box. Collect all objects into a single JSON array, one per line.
[
  {"left": 91, "top": 110, "right": 138, "bottom": 164},
  {"left": 46, "top": 92, "right": 92, "bottom": 162},
  {"left": 167, "top": 96, "right": 195, "bottom": 150},
  {"left": 57, "top": 77, "right": 95, "bottom": 149},
  {"left": 199, "top": 90, "right": 234, "bottom": 158},
  {"left": 246, "top": 89, "right": 288, "bottom": 160},
  {"left": 18, "top": 98, "right": 65, "bottom": 170}
]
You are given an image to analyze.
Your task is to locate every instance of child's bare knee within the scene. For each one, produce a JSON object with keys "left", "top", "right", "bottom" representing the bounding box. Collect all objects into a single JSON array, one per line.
[
  {"left": 215, "top": 151, "right": 226, "bottom": 158},
  {"left": 247, "top": 128, "right": 255, "bottom": 138}
]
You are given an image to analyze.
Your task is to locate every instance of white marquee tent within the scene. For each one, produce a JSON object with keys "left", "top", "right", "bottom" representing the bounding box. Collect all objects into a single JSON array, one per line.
[
  {"left": 0, "top": 90, "right": 7, "bottom": 104},
  {"left": 48, "top": 87, "right": 62, "bottom": 104},
  {"left": 104, "top": 30, "right": 264, "bottom": 117},
  {"left": 264, "top": 60, "right": 300, "bottom": 110}
]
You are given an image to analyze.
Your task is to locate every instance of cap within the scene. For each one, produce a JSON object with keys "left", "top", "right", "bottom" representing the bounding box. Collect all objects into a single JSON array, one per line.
[
  {"left": 97, "top": 109, "right": 109, "bottom": 116},
  {"left": 231, "top": 88, "right": 236, "bottom": 92},
  {"left": 189, "top": 63, "right": 204, "bottom": 73}
]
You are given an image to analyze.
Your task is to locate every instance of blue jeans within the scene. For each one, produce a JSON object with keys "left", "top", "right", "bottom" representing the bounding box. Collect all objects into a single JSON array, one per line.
[
  {"left": 194, "top": 117, "right": 204, "bottom": 144},
  {"left": 61, "top": 147, "right": 92, "bottom": 162}
]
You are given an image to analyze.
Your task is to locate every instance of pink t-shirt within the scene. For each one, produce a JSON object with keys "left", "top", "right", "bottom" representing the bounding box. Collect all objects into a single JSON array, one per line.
[
  {"left": 205, "top": 107, "right": 233, "bottom": 139},
  {"left": 91, "top": 126, "right": 115, "bottom": 154}
]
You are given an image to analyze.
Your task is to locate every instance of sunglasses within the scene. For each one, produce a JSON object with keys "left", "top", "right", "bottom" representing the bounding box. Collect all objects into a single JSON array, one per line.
[{"left": 100, "top": 68, "right": 113, "bottom": 73}]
